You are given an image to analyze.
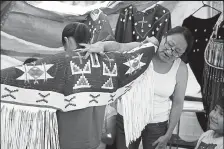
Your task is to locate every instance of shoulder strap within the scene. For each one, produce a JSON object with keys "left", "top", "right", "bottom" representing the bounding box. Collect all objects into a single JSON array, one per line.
[
  {"left": 213, "top": 13, "right": 223, "bottom": 39},
  {"left": 169, "top": 58, "right": 181, "bottom": 75}
]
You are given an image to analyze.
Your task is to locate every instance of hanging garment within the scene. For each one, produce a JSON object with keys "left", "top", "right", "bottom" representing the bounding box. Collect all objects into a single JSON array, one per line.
[
  {"left": 1, "top": 43, "right": 156, "bottom": 149},
  {"left": 84, "top": 9, "right": 115, "bottom": 44},
  {"left": 114, "top": 5, "right": 135, "bottom": 43},
  {"left": 115, "top": 4, "right": 171, "bottom": 43},
  {"left": 202, "top": 15, "right": 224, "bottom": 115},
  {"left": 181, "top": 13, "right": 221, "bottom": 87}
]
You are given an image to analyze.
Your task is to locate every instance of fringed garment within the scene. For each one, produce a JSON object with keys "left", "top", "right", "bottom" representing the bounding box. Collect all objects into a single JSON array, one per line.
[
  {"left": 1, "top": 43, "right": 156, "bottom": 149},
  {"left": 1, "top": 104, "right": 59, "bottom": 149},
  {"left": 120, "top": 62, "right": 154, "bottom": 147}
]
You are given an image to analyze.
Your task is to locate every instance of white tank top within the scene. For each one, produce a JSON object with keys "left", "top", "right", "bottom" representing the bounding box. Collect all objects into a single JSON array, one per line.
[{"left": 117, "top": 58, "right": 181, "bottom": 123}]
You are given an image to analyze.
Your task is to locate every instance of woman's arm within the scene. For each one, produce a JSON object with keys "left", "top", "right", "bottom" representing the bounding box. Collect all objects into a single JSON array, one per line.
[
  {"left": 103, "top": 41, "right": 142, "bottom": 52},
  {"left": 103, "top": 36, "right": 159, "bottom": 52},
  {"left": 165, "top": 61, "right": 188, "bottom": 137},
  {"left": 79, "top": 36, "right": 159, "bottom": 53}
]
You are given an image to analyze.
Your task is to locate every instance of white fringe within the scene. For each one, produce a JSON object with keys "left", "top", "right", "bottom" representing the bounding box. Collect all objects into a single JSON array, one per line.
[
  {"left": 1, "top": 103, "right": 60, "bottom": 149},
  {"left": 121, "top": 63, "right": 155, "bottom": 147}
]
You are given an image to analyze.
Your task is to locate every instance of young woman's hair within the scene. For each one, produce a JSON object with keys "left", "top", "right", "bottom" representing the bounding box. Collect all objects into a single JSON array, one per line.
[
  {"left": 61, "top": 22, "right": 91, "bottom": 47},
  {"left": 23, "top": 57, "right": 38, "bottom": 64},
  {"left": 164, "top": 26, "right": 194, "bottom": 55}
]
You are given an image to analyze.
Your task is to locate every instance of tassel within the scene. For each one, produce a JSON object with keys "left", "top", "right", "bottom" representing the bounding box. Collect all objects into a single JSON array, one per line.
[
  {"left": 1, "top": 103, "right": 60, "bottom": 149},
  {"left": 121, "top": 63, "right": 155, "bottom": 147}
]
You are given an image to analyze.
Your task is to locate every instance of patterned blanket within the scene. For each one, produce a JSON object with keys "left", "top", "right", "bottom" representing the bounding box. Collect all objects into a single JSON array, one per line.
[{"left": 1, "top": 42, "right": 156, "bottom": 149}]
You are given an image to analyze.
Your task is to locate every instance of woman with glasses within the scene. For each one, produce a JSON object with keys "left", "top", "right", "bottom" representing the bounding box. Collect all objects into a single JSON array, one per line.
[{"left": 80, "top": 26, "right": 194, "bottom": 149}]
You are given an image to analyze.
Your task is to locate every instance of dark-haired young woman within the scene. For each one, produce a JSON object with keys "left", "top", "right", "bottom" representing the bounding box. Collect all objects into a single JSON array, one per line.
[{"left": 57, "top": 22, "right": 107, "bottom": 149}]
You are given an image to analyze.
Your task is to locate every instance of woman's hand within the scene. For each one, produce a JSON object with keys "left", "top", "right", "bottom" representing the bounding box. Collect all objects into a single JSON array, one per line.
[
  {"left": 79, "top": 41, "right": 105, "bottom": 59},
  {"left": 152, "top": 134, "right": 171, "bottom": 149},
  {"left": 142, "top": 36, "right": 159, "bottom": 47}
]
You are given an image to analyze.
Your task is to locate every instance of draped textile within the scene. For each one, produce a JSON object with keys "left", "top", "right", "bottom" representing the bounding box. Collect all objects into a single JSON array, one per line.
[{"left": 1, "top": 43, "right": 156, "bottom": 149}]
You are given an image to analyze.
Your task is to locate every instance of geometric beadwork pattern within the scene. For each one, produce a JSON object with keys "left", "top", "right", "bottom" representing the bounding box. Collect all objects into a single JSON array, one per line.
[
  {"left": 101, "top": 77, "right": 114, "bottom": 89},
  {"left": 123, "top": 53, "right": 146, "bottom": 75},
  {"left": 101, "top": 62, "right": 117, "bottom": 90},
  {"left": 1, "top": 87, "right": 19, "bottom": 99},
  {"left": 73, "top": 74, "right": 91, "bottom": 89},
  {"left": 70, "top": 60, "right": 91, "bottom": 75},
  {"left": 36, "top": 93, "right": 50, "bottom": 103},
  {"left": 108, "top": 94, "right": 116, "bottom": 102},
  {"left": 16, "top": 63, "right": 54, "bottom": 84},
  {"left": 64, "top": 96, "right": 76, "bottom": 108},
  {"left": 102, "top": 62, "right": 117, "bottom": 76},
  {"left": 90, "top": 53, "right": 100, "bottom": 68},
  {"left": 89, "top": 94, "right": 100, "bottom": 103}
]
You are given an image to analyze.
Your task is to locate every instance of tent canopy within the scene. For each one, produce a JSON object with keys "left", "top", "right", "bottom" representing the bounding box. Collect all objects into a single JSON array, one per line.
[{"left": 1, "top": 1, "right": 221, "bottom": 62}]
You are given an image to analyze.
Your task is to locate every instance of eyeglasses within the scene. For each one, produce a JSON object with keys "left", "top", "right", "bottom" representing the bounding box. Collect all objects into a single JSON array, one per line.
[{"left": 164, "top": 37, "right": 184, "bottom": 58}]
